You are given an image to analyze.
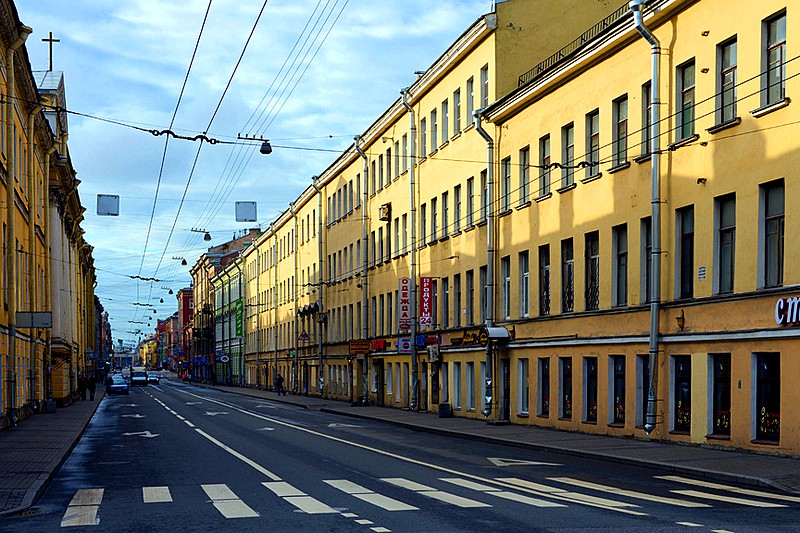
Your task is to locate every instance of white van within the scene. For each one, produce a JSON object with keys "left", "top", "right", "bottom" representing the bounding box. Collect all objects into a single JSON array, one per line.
[{"left": 131, "top": 366, "right": 148, "bottom": 387}]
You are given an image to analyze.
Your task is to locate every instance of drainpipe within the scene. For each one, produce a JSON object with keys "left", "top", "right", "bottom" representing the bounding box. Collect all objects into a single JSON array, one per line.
[
  {"left": 400, "top": 88, "right": 419, "bottom": 411},
  {"left": 43, "top": 145, "right": 57, "bottom": 405},
  {"left": 271, "top": 224, "right": 278, "bottom": 388},
  {"left": 289, "top": 202, "right": 300, "bottom": 393},
  {"left": 354, "top": 136, "right": 370, "bottom": 406},
  {"left": 27, "top": 103, "right": 42, "bottom": 405},
  {"left": 630, "top": 0, "right": 662, "bottom": 435},
  {"left": 6, "top": 24, "right": 32, "bottom": 425},
  {"left": 474, "top": 109, "right": 495, "bottom": 419},
  {"left": 311, "top": 176, "right": 325, "bottom": 396}
]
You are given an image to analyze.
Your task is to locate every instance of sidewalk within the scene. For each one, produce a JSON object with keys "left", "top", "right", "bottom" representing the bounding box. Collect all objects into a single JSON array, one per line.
[
  {"left": 0, "top": 386, "right": 105, "bottom": 517},
  {"left": 206, "top": 383, "right": 800, "bottom": 496}
]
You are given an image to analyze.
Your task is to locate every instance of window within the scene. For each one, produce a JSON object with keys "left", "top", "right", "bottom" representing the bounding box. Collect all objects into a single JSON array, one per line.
[
  {"left": 677, "top": 60, "right": 696, "bottom": 140},
  {"left": 441, "top": 191, "right": 449, "bottom": 237},
  {"left": 441, "top": 363, "right": 449, "bottom": 403},
  {"left": 480, "top": 170, "right": 488, "bottom": 222},
  {"left": 371, "top": 160, "right": 377, "bottom": 195},
  {"left": 402, "top": 213, "right": 408, "bottom": 253},
  {"left": 466, "top": 177, "right": 475, "bottom": 226},
  {"left": 355, "top": 175, "right": 361, "bottom": 207},
  {"left": 402, "top": 134, "right": 408, "bottom": 173},
  {"left": 501, "top": 156, "right": 512, "bottom": 211},
  {"left": 538, "top": 244, "right": 550, "bottom": 316},
  {"left": 479, "top": 265, "right": 488, "bottom": 323},
  {"left": 538, "top": 358, "right": 550, "bottom": 417},
  {"left": 677, "top": 206, "right": 694, "bottom": 299},
  {"left": 762, "top": 12, "right": 786, "bottom": 106},
  {"left": 370, "top": 231, "right": 376, "bottom": 267},
  {"left": 420, "top": 203, "right": 427, "bottom": 246},
  {"left": 386, "top": 148, "right": 392, "bottom": 182},
  {"left": 641, "top": 217, "right": 652, "bottom": 304},
  {"left": 466, "top": 269, "right": 474, "bottom": 325},
  {"left": 519, "top": 146, "right": 530, "bottom": 204},
  {"left": 754, "top": 352, "right": 780, "bottom": 441},
  {"left": 394, "top": 140, "right": 401, "bottom": 178},
  {"left": 561, "top": 238, "right": 574, "bottom": 313},
  {"left": 584, "top": 357, "right": 598, "bottom": 422},
  {"left": 371, "top": 296, "right": 377, "bottom": 337},
  {"left": 762, "top": 180, "right": 784, "bottom": 287},
  {"left": 442, "top": 277, "right": 449, "bottom": 329},
  {"left": 519, "top": 251, "right": 530, "bottom": 318},
  {"left": 453, "top": 273, "right": 462, "bottom": 327},
  {"left": 453, "top": 362, "right": 462, "bottom": 409},
  {"left": 585, "top": 231, "right": 600, "bottom": 311},
  {"left": 441, "top": 99, "right": 449, "bottom": 143},
  {"left": 430, "top": 197, "right": 438, "bottom": 242},
  {"left": 560, "top": 357, "right": 572, "bottom": 420},
  {"left": 394, "top": 218, "right": 400, "bottom": 258},
  {"left": 466, "top": 76, "right": 474, "bottom": 121},
  {"left": 453, "top": 88, "right": 462, "bottom": 133},
  {"left": 637, "top": 354, "right": 650, "bottom": 427},
  {"left": 378, "top": 154, "right": 384, "bottom": 189},
  {"left": 613, "top": 95, "right": 628, "bottom": 165},
  {"left": 611, "top": 355, "right": 626, "bottom": 424},
  {"left": 420, "top": 118, "right": 427, "bottom": 159},
  {"left": 711, "top": 353, "right": 731, "bottom": 436},
  {"left": 717, "top": 195, "right": 736, "bottom": 294},
  {"left": 641, "top": 81, "right": 652, "bottom": 156},
  {"left": 673, "top": 355, "right": 691, "bottom": 432},
  {"left": 717, "top": 38, "right": 737, "bottom": 123},
  {"left": 561, "top": 123, "right": 574, "bottom": 188},
  {"left": 538, "top": 135, "right": 551, "bottom": 197},
  {"left": 466, "top": 362, "right": 475, "bottom": 410},
  {"left": 430, "top": 109, "right": 438, "bottom": 150},
  {"left": 501, "top": 256, "right": 511, "bottom": 319},
  {"left": 518, "top": 358, "right": 529, "bottom": 415},
  {"left": 453, "top": 185, "right": 462, "bottom": 233},
  {"left": 480, "top": 64, "right": 489, "bottom": 108},
  {"left": 379, "top": 294, "right": 385, "bottom": 336},
  {"left": 585, "top": 110, "right": 600, "bottom": 178},
  {"left": 613, "top": 224, "right": 628, "bottom": 307}
]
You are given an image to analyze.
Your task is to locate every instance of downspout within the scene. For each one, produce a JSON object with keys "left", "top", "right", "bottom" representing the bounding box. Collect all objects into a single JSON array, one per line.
[
  {"left": 237, "top": 261, "right": 244, "bottom": 387},
  {"left": 630, "top": 0, "right": 662, "bottom": 435},
  {"left": 474, "top": 110, "right": 495, "bottom": 419},
  {"left": 272, "top": 224, "right": 278, "bottom": 387},
  {"left": 27, "top": 103, "right": 42, "bottom": 405},
  {"left": 400, "top": 88, "right": 419, "bottom": 411},
  {"left": 289, "top": 202, "right": 299, "bottom": 393},
  {"left": 43, "top": 145, "right": 57, "bottom": 405},
  {"left": 311, "top": 176, "right": 325, "bottom": 396},
  {"left": 354, "top": 136, "right": 369, "bottom": 405},
  {"left": 6, "top": 24, "right": 32, "bottom": 425}
]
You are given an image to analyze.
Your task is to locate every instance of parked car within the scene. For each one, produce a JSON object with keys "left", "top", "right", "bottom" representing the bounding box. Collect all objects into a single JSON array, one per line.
[
  {"left": 130, "top": 369, "right": 148, "bottom": 387},
  {"left": 147, "top": 372, "right": 160, "bottom": 384},
  {"left": 108, "top": 375, "right": 129, "bottom": 395}
]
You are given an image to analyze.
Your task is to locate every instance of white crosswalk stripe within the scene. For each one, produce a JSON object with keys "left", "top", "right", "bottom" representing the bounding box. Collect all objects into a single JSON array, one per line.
[
  {"left": 201, "top": 484, "right": 260, "bottom": 518},
  {"left": 498, "top": 477, "right": 640, "bottom": 509},
  {"left": 655, "top": 475, "right": 800, "bottom": 503},
  {"left": 547, "top": 477, "right": 710, "bottom": 507},
  {"left": 324, "top": 479, "right": 418, "bottom": 511},
  {"left": 61, "top": 488, "right": 104, "bottom": 528},
  {"left": 143, "top": 486, "right": 172, "bottom": 503},
  {"left": 381, "top": 478, "right": 491, "bottom": 508},
  {"left": 262, "top": 481, "right": 338, "bottom": 514},
  {"left": 671, "top": 489, "right": 787, "bottom": 508},
  {"left": 440, "top": 478, "right": 565, "bottom": 508}
]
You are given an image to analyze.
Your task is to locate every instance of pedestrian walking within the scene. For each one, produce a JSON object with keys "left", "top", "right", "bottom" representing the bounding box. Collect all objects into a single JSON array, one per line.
[
  {"left": 276, "top": 374, "right": 286, "bottom": 396},
  {"left": 87, "top": 375, "right": 97, "bottom": 401},
  {"left": 77, "top": 374, "right": 87, "bottom": 400}
]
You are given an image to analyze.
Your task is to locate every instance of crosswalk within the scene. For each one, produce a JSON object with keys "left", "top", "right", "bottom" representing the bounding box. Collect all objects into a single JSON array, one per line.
[{"left": 57, "top": 474, "right": 798, "bottom": 528}]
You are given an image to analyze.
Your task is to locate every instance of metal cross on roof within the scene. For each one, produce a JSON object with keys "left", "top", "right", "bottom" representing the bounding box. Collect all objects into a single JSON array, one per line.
[{"left": 42, "top": 31, "right": 60, "bottom": 71}]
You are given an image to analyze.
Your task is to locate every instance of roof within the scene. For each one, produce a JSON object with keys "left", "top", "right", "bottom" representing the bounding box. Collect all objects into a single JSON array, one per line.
[{"left": 32, "top": 69, "right": 64, "bottom": 92}]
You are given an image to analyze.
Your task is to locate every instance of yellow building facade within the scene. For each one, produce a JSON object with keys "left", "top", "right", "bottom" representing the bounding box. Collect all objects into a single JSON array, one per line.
[{"left": 237, "top": 0, "right": 799, "bottom": 454}]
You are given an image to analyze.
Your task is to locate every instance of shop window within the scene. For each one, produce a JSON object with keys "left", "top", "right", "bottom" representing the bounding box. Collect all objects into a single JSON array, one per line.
[
  {"left": 754, "top": 352, "right": 780, "bottom": 442},
  {"left": 538, "top": 358, "right": 550, "bottom": 417},
  {"left": 673, "top": 355, "right": 691, "bottom": 432},
  {"left": 584, "top": 357, "right": 598, "bottom": 423},
  {"left": 711, "top": 354, "right": 731, "bottom": 436},
  {"left": 560, "top": 357, "right": 572, "bottom": 420},
  {"left": 610, "top": 355, "right": 625, "bottom": 425}
]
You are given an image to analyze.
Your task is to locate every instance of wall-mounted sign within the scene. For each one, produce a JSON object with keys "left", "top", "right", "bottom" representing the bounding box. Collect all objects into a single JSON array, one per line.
[
  {"left": 397, "top": 338, "right": 412, "bottom": 354},
  {"left": 419, "top": 276, "right": 433, "bottom": 326},
  {"left": 371, "top": 339, "right": 387, "bottom": 351},
  {"left": 398, "top": 277, "right": 412, "bottom": 330},
  {"left": 775, "top": 296, "right": 800, "bottom": 326},
  {"left": 349, "top": 339, "right": 370, "bottom": 355}
]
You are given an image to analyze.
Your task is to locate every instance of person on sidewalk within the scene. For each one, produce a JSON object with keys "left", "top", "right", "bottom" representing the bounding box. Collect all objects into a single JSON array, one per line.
[
  {"left": 87, "top": 375, "right": 97, "bottom": 401},
  {"left": 275, "top": 374, "right": 286, "bottom": 396},
  {"left": 78, "top": 374, "right": 87, "bottom": 401}
]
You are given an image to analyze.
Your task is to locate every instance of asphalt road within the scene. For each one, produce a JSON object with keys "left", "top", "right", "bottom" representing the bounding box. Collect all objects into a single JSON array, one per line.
[{"left": 4, "top": 378, "right": 800, "bottom": 532}]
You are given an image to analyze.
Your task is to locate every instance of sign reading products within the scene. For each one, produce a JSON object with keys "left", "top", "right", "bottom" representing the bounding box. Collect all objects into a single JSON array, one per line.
[
  {"left": 419, "top": 276, "right": 433, "bottom": 326},
  {"left": 398, "top": 277, "right": 412, "bottom": 330},
  {"left": 775, "top": 296, "right": 800, "bottom": 325}
]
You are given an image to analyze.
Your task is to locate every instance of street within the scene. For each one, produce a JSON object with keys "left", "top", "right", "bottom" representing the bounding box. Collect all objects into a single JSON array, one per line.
[{"left": 5, "top": 379, "right": 800, "bottom": 532}]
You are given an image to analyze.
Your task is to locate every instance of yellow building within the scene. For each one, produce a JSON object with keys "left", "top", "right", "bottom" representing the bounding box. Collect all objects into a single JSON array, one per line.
[{"left": 238, "top": 0, "right": 800, "bottom": 455}]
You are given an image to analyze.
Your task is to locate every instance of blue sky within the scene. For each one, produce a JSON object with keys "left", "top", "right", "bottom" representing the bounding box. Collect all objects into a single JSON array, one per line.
[{"left": 16, "top": 0, "right": 491, "bottom": 345}]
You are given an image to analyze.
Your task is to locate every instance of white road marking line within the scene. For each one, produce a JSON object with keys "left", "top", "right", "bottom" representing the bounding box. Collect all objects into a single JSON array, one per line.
[
  {"left": 183, "top": 420, "right": 196, "bottom": 428},
  {"left": 440, "top": 478, "right": 563, "bottom": 508},
  {"left": 711, "top": 530, "right": 737, "bottom": 533},
  {"left": 61, "top": 489, "right": 104, "bottom": 527},
  {"left": 201, "top": 484, "right": 259, "bottom": 519},
  {"left": 194, "top": 428, "right": 281, "bottom": 481},
  {"left": 143, "top": 486, "right": 172, "bottom": 503},
  {"left": 371, "top": 528, "right": 391, "bottom": 533},
  {"left": 382, "top": 478, "right": 491, "bottom": 508},
  {"left": 548, "top": 477, "right": 710, "bottom": 508},
  {"left": 341, "top": 512, "right": 358, "bottom": 518},
  {"left": 498, "top": 477, "right": 637, "bottom": 508},
  {"left": 676, "top": 522, "right": 704, "bottom": 527},
  {"left": 671, "top": 489, "right": 786, "bottom": 508},
  {"left": 356, "top": 519, "right": 374, "bottom": 525},
  {"left": 284, "top": 496, "right": 339, "bottom": 514},
  {"left": 262, "top": 481, "right": 306, "bottom": 497},
  {"left": 324, "top": 480, "right": 418, "bottom": 511},
  {"left": 656, "top": 475, "right": 800, "bottom": 503}
]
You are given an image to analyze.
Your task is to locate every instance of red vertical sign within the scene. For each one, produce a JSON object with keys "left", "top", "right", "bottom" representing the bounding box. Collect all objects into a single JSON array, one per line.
[
  {"left": 419, "top": 276, "right": 433, "bottom": 326},
  {"left": 398, "top": 277, "right": 412, "bottom": 330}
]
